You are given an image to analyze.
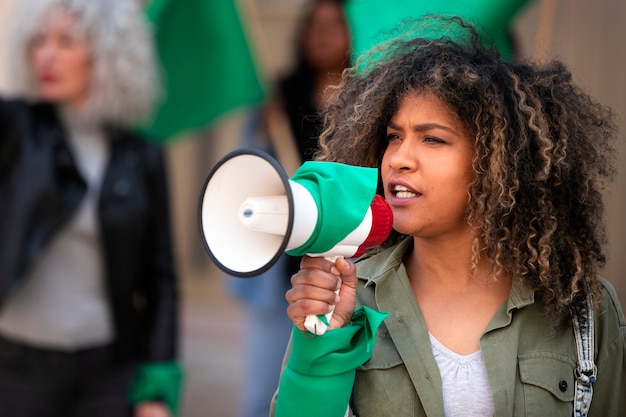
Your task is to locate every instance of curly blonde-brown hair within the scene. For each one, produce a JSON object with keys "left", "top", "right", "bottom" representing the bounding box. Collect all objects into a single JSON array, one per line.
[{"left": 316, "top": 17, "right": 618, "bottom": 318}]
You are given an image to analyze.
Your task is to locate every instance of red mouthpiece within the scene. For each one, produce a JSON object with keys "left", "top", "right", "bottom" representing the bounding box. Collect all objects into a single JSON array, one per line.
[{"left": 354, "top": 195, "right": 394, "bottom": 257}]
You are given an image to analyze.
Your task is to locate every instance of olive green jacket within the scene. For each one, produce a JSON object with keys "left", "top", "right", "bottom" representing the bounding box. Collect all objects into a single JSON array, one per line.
[{"left": 271, "top": 238, "right": 626, "bottom": 416}]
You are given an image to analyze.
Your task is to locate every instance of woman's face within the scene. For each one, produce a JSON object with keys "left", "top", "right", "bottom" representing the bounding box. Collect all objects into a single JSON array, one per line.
[
  {"left": 302, "top": 1, "right": 350, "bottom": 72},
  {"left": 381, "top": 91, "right": 475, "bottom": 241},
  {"left": 29, "top": 10, "right": 92, "bottom": 108}
]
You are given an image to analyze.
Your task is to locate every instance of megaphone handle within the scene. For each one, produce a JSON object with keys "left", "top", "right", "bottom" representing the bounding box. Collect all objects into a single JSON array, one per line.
[{"left": 304, "top": 256, "right": 340, "bottom": 335}]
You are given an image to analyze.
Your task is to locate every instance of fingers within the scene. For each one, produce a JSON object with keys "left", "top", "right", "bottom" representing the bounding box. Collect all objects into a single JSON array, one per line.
[
  {"left": 334, "top": 256, "right": 356, "bottom": 288},
  {"left": 286, "top": 258, "right": 339, "bottom": 331},
  {"left": 328, "top": 256, "right": 358, "bottom": 329},
  {"left": 285, "top": 256, "right": 357, "bottom": 332}
]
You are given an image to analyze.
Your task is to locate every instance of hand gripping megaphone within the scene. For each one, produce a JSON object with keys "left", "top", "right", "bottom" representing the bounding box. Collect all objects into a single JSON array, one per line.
[{"left": 199, "top": 149, "right": 393, "bottom": 335}]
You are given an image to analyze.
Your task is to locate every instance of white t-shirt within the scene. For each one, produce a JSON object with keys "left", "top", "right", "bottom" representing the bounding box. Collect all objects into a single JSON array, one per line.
[{"left": 429, "top": 332, "right": 495, "bottom": 417}]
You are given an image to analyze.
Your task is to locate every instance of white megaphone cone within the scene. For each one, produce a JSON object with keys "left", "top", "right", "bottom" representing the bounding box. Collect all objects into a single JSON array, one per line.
[
  {"left": 199, "top": 149, "right": 393, "bottom": 334},
  {"left": 199, "top": 148, "right": 323, "bottom": 277}
]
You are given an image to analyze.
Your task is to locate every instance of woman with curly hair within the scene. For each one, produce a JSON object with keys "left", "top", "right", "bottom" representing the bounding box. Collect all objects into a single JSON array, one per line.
[
  {"left": 271, "top": 18, "right": 625, "bottom": 417},
  {"left": 0, "top": 1, "right": 179, "bottom": 416}
]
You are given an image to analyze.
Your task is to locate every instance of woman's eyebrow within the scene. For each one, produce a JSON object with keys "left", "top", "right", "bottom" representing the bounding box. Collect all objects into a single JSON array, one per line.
[{"left": 387, "top": 121, "right": 458, "bottom": 134}]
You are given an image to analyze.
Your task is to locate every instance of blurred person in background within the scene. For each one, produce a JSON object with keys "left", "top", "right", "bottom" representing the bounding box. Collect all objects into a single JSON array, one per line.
[
  {"left": 224, "top": 2, "right": 352, "bottom": 417},
  {"left": 270, "top": 0, "right": 351, "bottom": 164},
  {"left": 224, "top": 111, "right": 294, "bottom": 417},
  {"left": 0, "top": 1, "right": 180, "bottom": 416},
  {"left": 266, "top": 0, "right": 353, "bottom": 293}
]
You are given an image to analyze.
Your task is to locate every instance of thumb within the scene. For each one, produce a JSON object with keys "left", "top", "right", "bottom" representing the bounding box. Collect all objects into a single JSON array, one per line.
[{"left": 329, "top": 256, "right": 358, "bottom": 329}]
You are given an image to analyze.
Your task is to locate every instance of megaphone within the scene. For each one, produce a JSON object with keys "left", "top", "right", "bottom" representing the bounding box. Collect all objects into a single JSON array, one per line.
[{"left": 199, "top": 149, "right": 393, "bottom": 334}]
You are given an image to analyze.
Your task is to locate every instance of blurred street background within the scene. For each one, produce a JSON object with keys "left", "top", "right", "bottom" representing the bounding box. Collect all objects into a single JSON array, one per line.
[{"left": 1, "top": 0, "right": 625, "bottom": 416}]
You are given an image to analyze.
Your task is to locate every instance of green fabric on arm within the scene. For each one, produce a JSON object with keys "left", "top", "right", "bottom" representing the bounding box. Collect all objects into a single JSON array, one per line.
[
  {"left": 128, "top": 361, "right": 184, "bottom": 416},
  {"left": 286, "top": 162, "right": 379, "bottom": 256},
  {"left": 275, "top": 306, "right": 389, "bottom": 417}
]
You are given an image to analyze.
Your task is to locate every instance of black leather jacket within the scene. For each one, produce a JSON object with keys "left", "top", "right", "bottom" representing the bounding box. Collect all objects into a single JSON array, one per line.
[{"left": 0, "top": 99, "right": 178, "bottom": 361}]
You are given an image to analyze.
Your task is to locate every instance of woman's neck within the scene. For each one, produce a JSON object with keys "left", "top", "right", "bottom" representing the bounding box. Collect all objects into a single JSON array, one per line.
[
  {"left": 406, "top": 235, "right": 512, "bottom": 355},
  {"left": 406, "top": 235, "right": 498, "bottom": 290},
  {"left": 59, "top": 104, "right": 100, "bottom": 132}
]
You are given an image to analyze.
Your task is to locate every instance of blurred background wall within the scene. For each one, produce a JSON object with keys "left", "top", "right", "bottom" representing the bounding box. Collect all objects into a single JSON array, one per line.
[
  {"left": 0, "top": 0, "right": 624, "bottom": 416},
  {"left": 512, "top": 0, "right": 626, "bottom": 304}
]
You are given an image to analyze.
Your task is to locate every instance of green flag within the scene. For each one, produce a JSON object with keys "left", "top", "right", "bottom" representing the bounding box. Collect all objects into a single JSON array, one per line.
[
  {"left": 344, "top": 0, "right": 532, "bottom": 63},
  {"left": 275, "top": 306, "right": 389, "bottom": 417},
  {"left": 143, "top": 0, "right": 267, "bottom": 141}
]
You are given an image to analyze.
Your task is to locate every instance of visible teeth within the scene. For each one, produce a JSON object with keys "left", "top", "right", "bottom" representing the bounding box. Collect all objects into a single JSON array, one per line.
[{"left": 393, "top": 184, "right": 417, "bottom": 198}]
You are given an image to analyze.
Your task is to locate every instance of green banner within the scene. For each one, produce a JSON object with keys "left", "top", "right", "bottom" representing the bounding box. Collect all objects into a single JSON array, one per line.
[
  {"left": 142, "top": 0, "right": 267, "bottom": 141},
  {"left": 344, "top": 0, "right": 532, "bottom": 63}
]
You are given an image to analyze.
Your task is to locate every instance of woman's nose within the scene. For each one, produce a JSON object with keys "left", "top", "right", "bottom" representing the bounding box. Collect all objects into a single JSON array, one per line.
[
  {"left": 387, "top": 141, "right": 418, "bottom": 172},
  {"left": 34, "top": 40, "right": 58, "bottom": 62}
]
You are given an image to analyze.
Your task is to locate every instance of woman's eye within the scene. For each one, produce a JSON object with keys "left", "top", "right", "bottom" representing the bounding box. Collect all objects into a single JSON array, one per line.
[
  {"left": 386, "top": 133, "right": 401, "bottom": 142},
  {"left": 30, "top": 33, "right": 45, "bottom": 48},
  {"left": 424, "top": 136, "right": 445, "bottom": 144},
  {"left": 59, "top": 35, "right": 78, "bottom": 48}
]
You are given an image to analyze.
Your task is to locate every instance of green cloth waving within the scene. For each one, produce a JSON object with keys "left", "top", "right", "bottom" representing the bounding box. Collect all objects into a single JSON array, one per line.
[
  {"left": 344, "top": 0, "right": 532, "bottom": 64},
  {"left": 286, "top": 162, "right": 379, "bottom": 256},
  {"left": 275, "top": 306, "right": 389, "bottom": 417},
  {"left": 142, "top": 0, "right": 267, "bottom": 141}
]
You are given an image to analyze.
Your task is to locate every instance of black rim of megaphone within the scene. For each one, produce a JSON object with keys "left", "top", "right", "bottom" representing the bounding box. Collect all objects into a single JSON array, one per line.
[{"left": 197, "top": 148, "right": 295, "bottom": 278}]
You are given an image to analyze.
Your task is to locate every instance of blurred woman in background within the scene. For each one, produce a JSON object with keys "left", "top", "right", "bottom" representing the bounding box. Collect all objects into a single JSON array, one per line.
[
  {"left": 0, "top": 1, "right": 180, "bottom": 416},
  {"left": 225, "top": 2, "right": 352, "bottom": 416},
  {"left": 273, "top": 0, "right": 351, "bottom": 163}
]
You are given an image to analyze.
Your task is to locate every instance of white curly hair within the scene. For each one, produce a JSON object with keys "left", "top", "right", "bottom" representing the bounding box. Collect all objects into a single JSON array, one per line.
[{"left": 6, "top": 0, "right": 158, "bottom": 125}]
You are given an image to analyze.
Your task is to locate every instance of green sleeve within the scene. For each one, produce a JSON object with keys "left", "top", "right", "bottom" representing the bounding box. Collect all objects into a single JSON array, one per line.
[
  {"left": 274, "top": 306, "right": 389, "bottom": 417},
  {"left": 128, "top": 360, "right": 184, "bottom": 416}
]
